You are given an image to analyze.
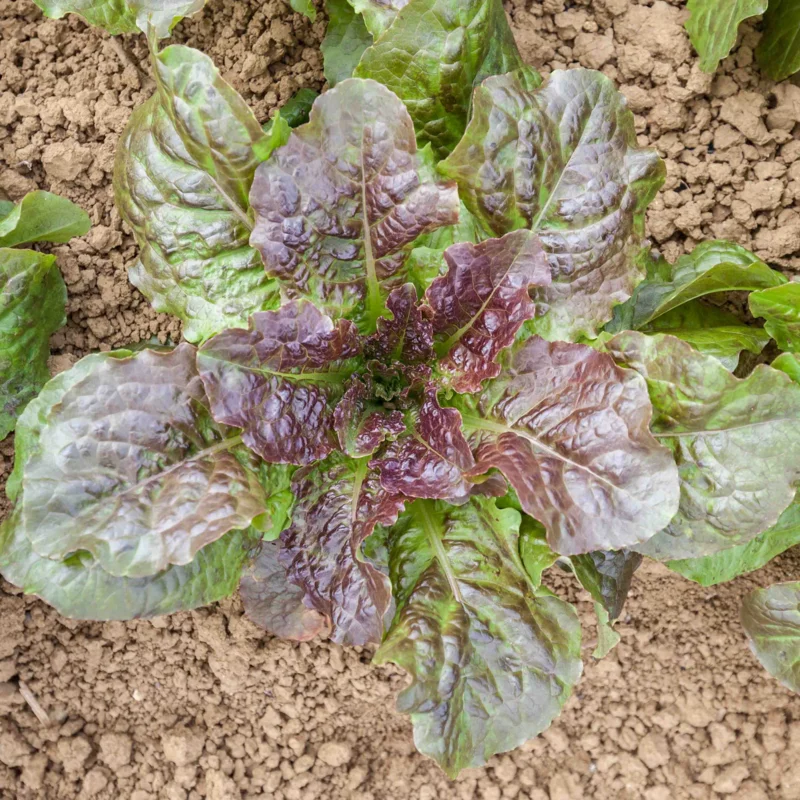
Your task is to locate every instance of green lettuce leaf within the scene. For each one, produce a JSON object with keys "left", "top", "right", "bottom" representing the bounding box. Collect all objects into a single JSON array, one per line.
[
  {"left": 518, "top": 516, "right": 558, "bottom": 589},
  {"left": 354, "top": 0, "right": 530, "bottom": 156},
  {"left": 0, "top": 191, "right": 90, "bottom": 248},
  {"left": 0, "top": 510, "right": 258, "bottom": 621},
  {"left": 115, "top": 45, "right": 286, "bottom": 343},
  {"left": 374, "top": 497, "right": 582, "bottom": 777},
  {"left": 773, "top": 352, "right": 800, "bottom": 384},
  {"left": 16, "top": 344, "right": 266, "bottom": 579},
  {"left": 0, "top": 249, "right": 67, "bottom": 440},
  {"left": 750, "top": 283, "right": 800, "bottom": 353},
  {"left": 667, "top": 498, "right": 800, "bottom": 586},
  {"left": 440, "top": 69, "right": 665, "bottom": 341},
  {"left": 609, "top": 242, "right": 785, "bottom": 332},
  {"left": 756, "top": 0, "right": 800, "bottom": 81},
  {"left": 322, "top": 0, "right": 373, "bottom": 86},
  {"left": 32, "top": 0, "right": 207, "bottom": 38},
  {"left": 685, "top": 0, "right": 767, "bottom": 73},
  {"left": 741, "top": 581, "right": 800, "bottom": 693},
  {"left": 290, "top": 0, "right": 317, "bottom": 20},
  {"left": 348, "top": 0, "right": 409, "bottom": 37},
  {"left": 608, "top": 332, "right": 800, "bottom": 560}
]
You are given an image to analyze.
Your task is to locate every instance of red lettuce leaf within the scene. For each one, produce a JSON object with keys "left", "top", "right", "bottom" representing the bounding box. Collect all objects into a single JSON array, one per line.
[
  {"left": 249, "top": 78, "right": 459, "bottom": 331},
  {"left": 365, "top": 283, "right": 434, "bottom": 365},
  {"left": 197, "top": 302, "right": 360, "bottom": 465},
  {"left": 280, "top": 454, "right": 405, "bottom": 646},
  {"left": 371, "top": 384, "right": 475, "bottom": 501},
  {"left": 457, "top": 337, "right": 680, "bottom": 555},
  {"left": 426, "top": 231, "right": 550, "bottom": 393}
]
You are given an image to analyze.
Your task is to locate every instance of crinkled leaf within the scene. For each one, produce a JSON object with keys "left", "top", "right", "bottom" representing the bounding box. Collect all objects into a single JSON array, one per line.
[
  {"left": 426, "top": 231, "right": 550, "bottom": 393},
  {"left": 374, "top": 497, "right": 582, "bottom": 778},
  {"left": 642, "top": 300, "right": 770, "bottom": 371},
  {"left": 372, "top": 384, "right": 476, "bottom": 501},
  {"left": 756, "top": 0, "right": 800, "bottom": 81},
  {"left": 518, "top": 516, "right": 558, "bottom": 589},
  {"left": 280, "top": 454, "right": 405, "bottom": 645},
  {"left": 18, "top": 344, "right": 266, "bottom": 578},
  {"left": 347, "top": 0, "right": 409, "bottom": 37},
  {"left": 32, "top": 0, "right": 207, "bottom": 37},
  {"left": 608, "top": 332, "right": 800, "bottom": 560},
  {"left": 322, "top": 0, "right": 373, "bottom": 86},
  {"left": 0, "top": 191, "right": 90, "bottom": 248},
  {"left": 334, "top": 375, "right": 405, "bottom": 457},
  {"left": 741, "top": 581, "right": 800, "bottom": 693},
  {"left": 685, "top": 0, "right": 767, "bottom": 72},
  {"left": 570, "top": 549, "right": 642, "bottom": 621},
  {"left": 197, "top": 302, "right": 360, "bottom": 465},
  {"left": 750, "top": 283, "right": 800, "bottom": 353},
  {"left": 609, "top": 242, "right": 785, "bottom": 332},
  {"left": 355, "top": 0, "right": 531, "bottom": 157},
  {"left": 365, "top": 283, "right": 434, "bottom": 364},
  {"left": 0, "top": 510, "right": 257, "bottom": 620},
  {"left": 290, "top": 0, "right": 316, "bottom": 20},
  {"left": 0, "top": 249, "right": 66, "bottom": 440},
  {"left": 457, "top": 336, "right": 679, "bottom": 556},
  {"left": 240, "top": 540, "right": 330, "bottom": 640},
  {"left": 115, "top": 45, "right": 286, "bottom": 343},
  {"left": 250, "top": 79, "right": 458, "bottom": 331},
  {"left": 440, "top": 69, "right": 665, "bottom": 341},
  {"left": 668, "top": 497, "right": 800, "bottom": 586}
]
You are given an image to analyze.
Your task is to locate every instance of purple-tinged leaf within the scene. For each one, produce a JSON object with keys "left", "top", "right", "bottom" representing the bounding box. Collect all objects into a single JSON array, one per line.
[
  {"left": 280, "top": 455, "right": 405, "bottom": 646},
  {"left": 197, "top": 302, "right": 360, "bottom": 465},
  {"left": 365, "top": 284, "right": 434, "bottom": 365},
  {"left": 426, "top": 231, "right": 550, "bottom": 393},
  {"left": 456, "top": 337, "right": 680, "bottom": 555},
  {"left": 439, "top": 69, "right": 665, "bottom": 341},
  {"left": 19, "top": 344, "right": 267, "bottom": 579},
  {"left": 372, "top": 385, "right": 475, "bottom": 501},
  {"left": 569, "top": 549, "right": 642, "bottom": 621},
  {"left": 240, "top": 541, "right": 331, "bottom": 641},
  {"left": 334, "top": 375, "right": 405, "bottom": 458},
  {"left": 249, "top": 78, "right": 459, "bottom": 331}
]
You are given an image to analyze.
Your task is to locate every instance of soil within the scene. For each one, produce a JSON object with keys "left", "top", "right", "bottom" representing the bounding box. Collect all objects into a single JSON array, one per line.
[{"left": 1, "top": 0, "right": 799, "bottom": 798}]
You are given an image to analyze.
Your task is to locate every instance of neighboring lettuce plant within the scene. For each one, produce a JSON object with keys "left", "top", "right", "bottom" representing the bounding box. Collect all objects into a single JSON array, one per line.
[
  {"left": 0, "top": 191, "right": 89, "bottom": 439},
  {"left": 7, "top": 0, "right": 800, "bottom": 775},
  {"left": 685, "top": 0, "right": 800, "bottom": 80}
]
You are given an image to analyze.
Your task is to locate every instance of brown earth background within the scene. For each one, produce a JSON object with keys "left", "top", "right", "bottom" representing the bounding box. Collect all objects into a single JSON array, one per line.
[{"left": 2, "top": 0, "right": 800, "bottom": 797}]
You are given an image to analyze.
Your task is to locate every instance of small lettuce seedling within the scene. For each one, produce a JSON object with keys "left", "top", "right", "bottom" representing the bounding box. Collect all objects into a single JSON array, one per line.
[{"left": 6, "top": 0, "right": 800, "bottom": 776}]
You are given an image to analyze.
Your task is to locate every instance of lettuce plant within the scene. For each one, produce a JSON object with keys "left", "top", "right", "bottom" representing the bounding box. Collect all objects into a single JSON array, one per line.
[
  {"left": 0, "top": 191, "right": 89, "bottom": 439},
  {"left": 685, "top": 0, "right": 800, "bottom": 80},
  {"left": 6, "top": 0, "right": 800, "bottom": 776}
]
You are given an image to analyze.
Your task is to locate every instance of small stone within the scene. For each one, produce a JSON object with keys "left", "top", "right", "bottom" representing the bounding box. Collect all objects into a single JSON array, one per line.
[
  {"left": 713, "top": 763, "right": 750, "bottom": 794},
  {"left": 41, "top": 139, "right": 93, "bottom": 182},
  {"left": 0, "top": 724, "right": 32, "bottom": 767},
  {"left": 316, "top": 741, "right": 353, "bottom": 768},
  {"left": 162, "top": 727, "right": 205, "bottom": 767},
  {"left": 56, "top": 734, "right": 92, "bottom": 772},
  {"left": 205, "top": 768, "right": 241, "bottom": 800},
  {"left": 637, "top": 732, "right": 670, "bottom": 769},
  {"left": 81, "top": 767, "right": 109, "bottom": 797},
  {"left": 99, "top": 732, "right": 132, "bottom": 769}
]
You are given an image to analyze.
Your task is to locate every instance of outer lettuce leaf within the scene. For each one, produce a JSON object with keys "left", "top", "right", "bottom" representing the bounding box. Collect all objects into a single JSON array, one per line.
[
  {"left": 457, "top": 337, "right": 679, "bottom": 556},
  {"left": 290, "top": 0, "right": 316, "bottom": 20},
  {"left": 440, "top": 69, "right": 665, "bottom": 341},
  {"left": 374, "top": 497, "right": 582, "bottom": 777},
  {"left": 0, "top": 510, "right": 257, "bottom": 621},
  {"left": 608, "top": 332, "right": 800, "bottom": 560},
  {"left": 426, "top": 231, "right": 550, "bottom": 393},
  {"left": 570, "top": 549, "right": 642, "bottom": 622},
  {"left": 518, "top": 516, "right": 558, "bottom": 588},
  {"left": 365, "top": 284, "right": 434, "bottom": 364},
  {"left": 322, "top": 0, "right": 373, "bottom": 86},
  {"left": 249, "top": 78, "right": 458, "bottom": 331},
  {"left": 334, "top": 375, "right": 405, "bottom": 457},
  {"left": 372, "top": 384, "right": 476, "bottom": 501},
  {"left": 0, "top": 201, "right": 13, "bottom": 220},
  {"left": 685, "top": 0, "right": 767, "bottom": 72},
  {"left": 774, "top": 352, "right": 800, "bottom": 384},
  {"left": 0, "top": 191, "right": 89, "bottom": 248},
  {"left": 115, "top": 45, "right": 285, "bottom": 343},
  {"left": 239, "top": 541, "right": 331, "bottom": 641},
  {"left": 264, "top": 91, "right": 318, "bottom": 133},
  {"left": 17, "top": 344, "right": 266, "bottom": 579},
  {"left": 280, "top": 454, "right": 405, "bottom": 646},
  {"left": 32, "top": 0, "right": 207, "bottom": 38},
  {"left": 354, "top": 0, "right": 530, "bottom": 157},
  {"left": 642, "top": 301, "right": 770, "bottom": 371},
  {"left": 609, "top": 242, "right": 785, "bottom": 332},
  {"left": 750, "top": 283, "right": 800, "bottom": 353},
  {"left": 348, "top": 0, "right": 409, "bottom": 37},
  {"left": 667, "top": 498, "right": 800, "bottom": 586},
  {"left": 756, "top": 0, "right": 800, "bottom": 81},
  {"left": 197, "top": 302, "right": 360, "bottom": 465},
  {"left": 741, "top": 581, "right": 800, "bottom": 693},
  {"left": 0, "top": 249, "right": 67, "bottom": 440}
]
